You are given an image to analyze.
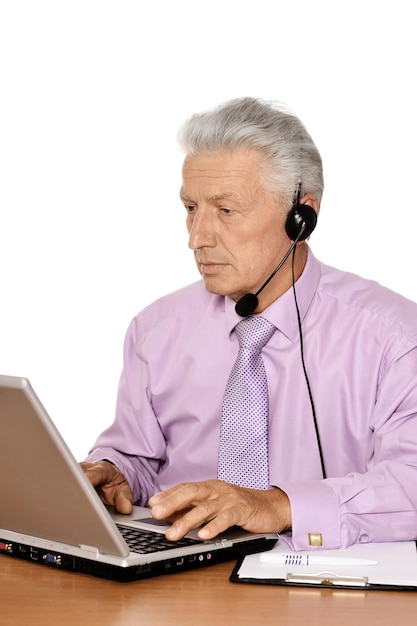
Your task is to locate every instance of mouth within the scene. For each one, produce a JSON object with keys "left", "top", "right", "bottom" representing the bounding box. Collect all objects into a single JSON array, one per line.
[{"left": 198, "top": 261, "right": 228, "bottom": 275}]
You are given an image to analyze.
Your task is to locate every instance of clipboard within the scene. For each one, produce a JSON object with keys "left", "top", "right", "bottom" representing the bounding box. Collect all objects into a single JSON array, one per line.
[{"left": 230, "top": 538, "right": 417, "bottom": 590}]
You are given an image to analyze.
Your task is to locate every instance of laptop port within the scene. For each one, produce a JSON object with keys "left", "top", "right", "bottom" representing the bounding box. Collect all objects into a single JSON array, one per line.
[
  {"left": 30, "top": 548, "right": 40, "bottom": 561},
  {"left": 43, "top": 553, "right": 62, "bottom": 566},
  {"left": 0, "top": 542, "right": 13, "bottom": 554}
]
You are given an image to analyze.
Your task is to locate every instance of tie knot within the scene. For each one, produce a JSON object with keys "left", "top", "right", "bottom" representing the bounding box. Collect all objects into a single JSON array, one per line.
[{"left": 234, "top": 316, "right": 276, "bottom": 353}]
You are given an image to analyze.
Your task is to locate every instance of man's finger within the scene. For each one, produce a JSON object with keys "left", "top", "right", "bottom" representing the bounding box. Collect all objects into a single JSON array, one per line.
[
  {"left": 80, "top": 460, "right": 134, "bottom": 514},
  {"left": 114, "top": 486, "right": 134, "bottom": 514},
  {"left": 149, "top": 480, "right": 219, "bottom": 519},
  {"left": 80, "top": 460, "right": 115, "bottom": 486}
]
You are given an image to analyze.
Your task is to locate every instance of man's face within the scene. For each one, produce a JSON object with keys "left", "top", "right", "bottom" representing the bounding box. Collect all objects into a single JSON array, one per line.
[{"left": 180, "top": 149, "right": 297, "bottom": 308}]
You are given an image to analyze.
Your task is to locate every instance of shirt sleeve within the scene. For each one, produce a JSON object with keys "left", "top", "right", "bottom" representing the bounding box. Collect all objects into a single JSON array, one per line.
[
  {"left": 85, "top": 317, "right": 166, "bottom": 505},
  {"left": 279, "top": 345, "right": 417, "bottom": 550}
]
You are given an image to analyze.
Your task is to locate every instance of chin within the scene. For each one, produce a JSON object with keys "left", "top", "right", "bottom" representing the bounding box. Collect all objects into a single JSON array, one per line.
[{"left": 201, "top": 277, "right": 227, "bottom": 296}]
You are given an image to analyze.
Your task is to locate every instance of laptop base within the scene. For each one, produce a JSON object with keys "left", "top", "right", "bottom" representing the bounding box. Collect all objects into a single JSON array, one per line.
[{"left": 1, "top": 535, "right": 277, "bottom": 582}]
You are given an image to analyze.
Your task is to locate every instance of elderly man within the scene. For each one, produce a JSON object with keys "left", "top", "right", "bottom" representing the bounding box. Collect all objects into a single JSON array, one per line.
[{"left": 82, "top": 97, "right": 417, "bottom": 550}]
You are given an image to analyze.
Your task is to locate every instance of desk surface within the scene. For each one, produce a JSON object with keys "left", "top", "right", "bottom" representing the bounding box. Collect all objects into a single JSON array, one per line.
[{"left": 2, "top": 556, "right": 416, "bottom": 626}]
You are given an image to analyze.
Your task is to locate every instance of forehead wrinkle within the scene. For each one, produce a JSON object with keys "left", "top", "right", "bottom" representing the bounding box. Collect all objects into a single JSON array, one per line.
[
  {"left": 181, "top": 153, "right": 262, "bottom": 202},
  {"left": 182, "top": 162, "right": 251, "bottom": 178}
]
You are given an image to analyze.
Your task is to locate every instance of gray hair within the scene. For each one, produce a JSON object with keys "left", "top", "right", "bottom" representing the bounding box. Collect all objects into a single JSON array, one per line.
[{"left": 178, "top": 97, "right": 324, "bottom": 210}]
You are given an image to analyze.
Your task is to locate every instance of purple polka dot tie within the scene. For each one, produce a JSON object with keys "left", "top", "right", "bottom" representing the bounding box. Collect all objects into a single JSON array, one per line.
[{"left": 218, "top": 316, "right": 276, "bottom": 490}]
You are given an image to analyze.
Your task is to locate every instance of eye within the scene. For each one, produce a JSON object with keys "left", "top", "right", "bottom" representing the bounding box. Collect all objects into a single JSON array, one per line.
[{"left": 184, "top": 204, "right": 196, "bottom": 214}]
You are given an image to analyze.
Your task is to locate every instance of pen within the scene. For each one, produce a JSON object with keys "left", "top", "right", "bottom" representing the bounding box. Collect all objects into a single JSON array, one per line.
[{"left": 259, "top": 553, "right": 378, "bottom": 566}]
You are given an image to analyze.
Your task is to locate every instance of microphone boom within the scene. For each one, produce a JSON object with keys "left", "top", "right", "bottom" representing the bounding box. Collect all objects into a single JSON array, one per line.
[{"left": 235, "top": 225, "right": 305, "bottom": 317}]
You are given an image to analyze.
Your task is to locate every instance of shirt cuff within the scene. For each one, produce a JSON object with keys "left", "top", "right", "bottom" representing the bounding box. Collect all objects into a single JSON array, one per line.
[{"left": 277, "top": 480, "right": 341, "bottom": 550}]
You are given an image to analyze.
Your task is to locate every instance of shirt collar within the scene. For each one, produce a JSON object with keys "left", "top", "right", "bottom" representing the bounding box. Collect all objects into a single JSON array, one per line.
[{"left": 224, "top": 246, "right": 321, "bottom": 342}]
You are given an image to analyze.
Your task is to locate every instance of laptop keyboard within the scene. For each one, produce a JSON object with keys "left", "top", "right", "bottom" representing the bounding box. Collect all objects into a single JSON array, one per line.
[{"left": 116, "top": 525, "right": 202, "bottom": 555}]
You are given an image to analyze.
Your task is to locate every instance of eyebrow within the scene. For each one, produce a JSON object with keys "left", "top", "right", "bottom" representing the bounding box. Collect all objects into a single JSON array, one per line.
[
  {"left": 209, "top": 193, "right": 235, "bottom": 202},
  {"left": 179, "top": 191, "right": 236, "bottom": 202}
]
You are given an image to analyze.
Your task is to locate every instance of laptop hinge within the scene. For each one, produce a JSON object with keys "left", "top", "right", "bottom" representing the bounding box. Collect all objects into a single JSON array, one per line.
[{"left": 79, "top": 544, "right": 100, "bottom": 555}]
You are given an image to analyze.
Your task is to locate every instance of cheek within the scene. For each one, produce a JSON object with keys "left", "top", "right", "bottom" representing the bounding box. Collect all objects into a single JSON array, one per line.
[
  {"left": 243, "top": 238, "right": 285, "bottom": 281},
  {"left": 245, "top": 233, "right": 281, "bottom": 263},
  {"left": 224, "top": 215, "right": 284, "bottom": 273},
  {"left": 234, "top": 246, "right": 270, "bottom": 282}
]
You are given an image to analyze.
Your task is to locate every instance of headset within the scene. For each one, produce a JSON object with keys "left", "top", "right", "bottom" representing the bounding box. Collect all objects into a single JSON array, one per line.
[{"left": 235, "top": 181, "right": 317, "bottom": 318}]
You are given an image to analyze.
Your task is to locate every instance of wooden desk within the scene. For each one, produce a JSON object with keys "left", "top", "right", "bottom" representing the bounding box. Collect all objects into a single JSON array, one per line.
[{"left": 1, "top": 556, "right": 416, "bottom": 626}]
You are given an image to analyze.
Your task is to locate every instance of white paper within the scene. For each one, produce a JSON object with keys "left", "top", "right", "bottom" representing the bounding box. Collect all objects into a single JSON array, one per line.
[{"left": 236, "top": 536, "right": 417, "bottom": 587}]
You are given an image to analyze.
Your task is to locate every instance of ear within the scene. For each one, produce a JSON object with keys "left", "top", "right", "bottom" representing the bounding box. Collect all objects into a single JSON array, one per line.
[
  {"left": 300, "top": 193, "right": 320, "bottom": 216},
  {"left": 285, "top": 191, "right": 319, "bottom": 242}
]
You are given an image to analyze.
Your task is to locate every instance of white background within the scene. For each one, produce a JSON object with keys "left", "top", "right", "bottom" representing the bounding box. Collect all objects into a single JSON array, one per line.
[{"left": 1, "top": 1, "right": 416, "bottom": 460}]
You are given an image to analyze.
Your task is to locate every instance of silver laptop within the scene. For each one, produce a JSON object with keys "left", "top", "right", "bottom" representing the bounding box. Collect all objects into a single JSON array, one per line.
[{"left": 0, "top": 375, "right": 277, "bottom": 582}]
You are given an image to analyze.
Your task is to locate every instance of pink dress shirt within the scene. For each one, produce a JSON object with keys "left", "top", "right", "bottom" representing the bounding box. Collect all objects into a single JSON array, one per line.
[{"left": 86, "top": 247, "right": 417, "bottom": 550}]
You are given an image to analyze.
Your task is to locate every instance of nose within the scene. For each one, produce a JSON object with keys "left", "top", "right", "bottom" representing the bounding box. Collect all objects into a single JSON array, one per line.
[{"left": 187, "top": 208, "right": 217, "bottom": 250}]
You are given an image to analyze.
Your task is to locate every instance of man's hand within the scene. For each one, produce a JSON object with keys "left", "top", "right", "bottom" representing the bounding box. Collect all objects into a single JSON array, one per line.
[
  {"left": 80, "top": 460, "right": 134, "bottom": 514},
  {"left": 148, "top": 479, "right": 291, "bottom": 541}
]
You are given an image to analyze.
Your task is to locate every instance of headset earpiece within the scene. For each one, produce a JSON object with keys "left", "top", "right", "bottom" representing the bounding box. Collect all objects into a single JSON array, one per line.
[{"left": 285, "top": 202, "right": 317, "bottom": 241}]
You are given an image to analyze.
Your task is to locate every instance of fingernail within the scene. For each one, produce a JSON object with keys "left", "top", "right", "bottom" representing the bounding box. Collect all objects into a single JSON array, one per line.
[
  {"left": 166, "top": 527, "right": 180, "bottom": 541},
  {"left": 198, "top": 527, "right": 210, "bottom": 539},
  {"left": 151, "top": 505, "right": 163, "bottom": 518}
]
